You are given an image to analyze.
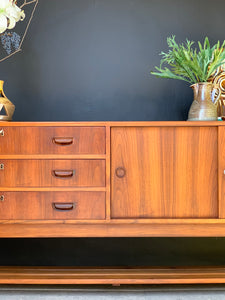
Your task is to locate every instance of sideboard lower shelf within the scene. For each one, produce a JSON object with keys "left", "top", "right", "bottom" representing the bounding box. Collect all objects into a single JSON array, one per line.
[{"left": 1, "top": 267, "right": 225, "bottom": 285}]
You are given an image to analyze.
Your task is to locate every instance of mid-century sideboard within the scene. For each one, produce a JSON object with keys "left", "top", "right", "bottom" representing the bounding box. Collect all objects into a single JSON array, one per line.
[{"left": 1, "top": 121, "right": 225, "bottom": 285}]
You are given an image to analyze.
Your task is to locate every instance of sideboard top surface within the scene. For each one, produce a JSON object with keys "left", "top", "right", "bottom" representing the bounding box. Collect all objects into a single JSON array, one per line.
[{"left": 0, "top": 121, "right": 224, "bottom": 126}]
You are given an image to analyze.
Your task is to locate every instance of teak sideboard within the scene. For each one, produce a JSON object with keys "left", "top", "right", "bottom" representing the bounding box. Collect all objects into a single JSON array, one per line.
[{"left": 1, "top": 121, "right": 225, "bottom": 285}]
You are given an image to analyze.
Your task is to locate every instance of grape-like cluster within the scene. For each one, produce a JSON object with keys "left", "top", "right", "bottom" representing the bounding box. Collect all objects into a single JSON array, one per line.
[{"left": 1, "top": 32, "right": 21, "bottom": 55}]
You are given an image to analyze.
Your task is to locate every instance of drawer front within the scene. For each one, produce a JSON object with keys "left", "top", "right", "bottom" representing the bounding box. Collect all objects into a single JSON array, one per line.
[
  {"left": 0, "top": 192, "right": 105, "bottom": 219},
  {"left": 0, "top": 160, "right": 105, "bottom": 187},
  {"left": 0, "top": 127, "right": 105, "bottom": 154}
]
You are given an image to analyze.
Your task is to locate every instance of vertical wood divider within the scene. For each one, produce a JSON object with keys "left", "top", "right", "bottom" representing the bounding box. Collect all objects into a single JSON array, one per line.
[
  {"left": 219, "top": 127, "right": 225, "bottom": 218},
  {"left": 105, "top": 126, "right": 111, "bottom": 219}
]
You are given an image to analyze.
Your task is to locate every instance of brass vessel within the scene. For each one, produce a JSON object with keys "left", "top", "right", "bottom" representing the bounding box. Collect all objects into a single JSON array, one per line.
[
  {"left": 0, "top": 80, "right": 15, "bottom": 121},
  {"left": 188, "top": 82, "right": 220, "bottom": 121}
]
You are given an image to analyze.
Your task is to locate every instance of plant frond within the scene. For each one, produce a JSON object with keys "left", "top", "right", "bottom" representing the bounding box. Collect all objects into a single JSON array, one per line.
[{"left": 151, "top": 36, "right": 225, "bottom": 84}]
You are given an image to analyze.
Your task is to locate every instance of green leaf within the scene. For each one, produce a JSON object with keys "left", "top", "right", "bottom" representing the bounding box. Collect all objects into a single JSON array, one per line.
[{"left": 151, "top": 36, "right": 225, "bottom": 84}]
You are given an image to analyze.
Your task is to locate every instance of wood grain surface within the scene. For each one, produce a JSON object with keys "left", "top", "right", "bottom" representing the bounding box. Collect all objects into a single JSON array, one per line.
[
  {"left": 0, "top": 159, "right": 106, "bottom": 187},
  {"left": 0, "top": 126, "right": 105, "bottom": 154},
  {"left": 0, "top": 192, "right": 105, "bottom": 220},
  {"left": 111, "top": 126, "right": 218, "bottom": 218},
  {"left": 0, "top": 121, "right": 223, "bottom": 127},
  {"left": 1, "top": 266, "right": 225, "bottom": 284},
  {"left": 1, "top": 121, "right": 225, "bottom": 284},
  {"left": 2, "top": 222, "right": 225, "bottom": 237},
  {"left": 105, "top": 126, "right": 111, "bottom": 219},
  {"left": 219, "top": 127, "right": 225, "bottom": 218}
]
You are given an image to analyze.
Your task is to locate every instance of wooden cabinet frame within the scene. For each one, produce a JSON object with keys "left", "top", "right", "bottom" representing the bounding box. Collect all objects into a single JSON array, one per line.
[
  {"left": 0, "top": 121, "right": 225, "bottom": 238},
  {"left": 1, "top": 121, "right": 225, "bottom": 285}
]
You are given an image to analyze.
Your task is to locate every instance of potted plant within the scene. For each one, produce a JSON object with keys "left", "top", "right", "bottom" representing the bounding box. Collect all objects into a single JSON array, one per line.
[{"left": 151, "top": 36, "right": 225, "bottom": 120}]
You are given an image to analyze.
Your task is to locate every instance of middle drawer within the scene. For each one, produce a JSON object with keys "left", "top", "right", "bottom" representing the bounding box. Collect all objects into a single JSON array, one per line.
[{"left": 0, "top": 160, "right": 105, "bottom": 187}]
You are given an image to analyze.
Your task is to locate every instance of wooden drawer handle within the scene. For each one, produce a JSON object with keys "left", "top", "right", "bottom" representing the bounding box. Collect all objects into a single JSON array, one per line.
[
  {"left": 52, "top": 137, "right": 73, "bottom": 146},
  {"left": 52, "top": 170, "right": 75, "bottom": 178},
  {"left": 52, "top": 203, "right": 75, "bottom": 211}
]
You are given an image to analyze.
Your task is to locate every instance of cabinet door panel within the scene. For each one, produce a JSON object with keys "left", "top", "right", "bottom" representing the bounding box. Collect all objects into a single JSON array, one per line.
[{"left": 111, "top": 127, "right": 218, "bottom": 218}]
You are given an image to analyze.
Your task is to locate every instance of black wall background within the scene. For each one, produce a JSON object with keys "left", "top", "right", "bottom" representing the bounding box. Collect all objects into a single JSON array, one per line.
[
  {"left": 1, "top": 0, "right": 225, "bottom": 267},
  {"left": 4, "top": 0, "right": 225, "bottom": 121}
]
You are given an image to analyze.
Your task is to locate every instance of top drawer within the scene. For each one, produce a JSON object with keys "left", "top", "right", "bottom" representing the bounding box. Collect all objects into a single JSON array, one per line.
[{"left": 0, "top": 127, "right": 105, "bottom": 155}]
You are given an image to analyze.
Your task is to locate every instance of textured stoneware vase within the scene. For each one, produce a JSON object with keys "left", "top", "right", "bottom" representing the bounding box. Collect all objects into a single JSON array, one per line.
[
  {"left": 0, "top": 80, "right": 15, "bottom": 121},
  {"left": 188, "top": 82, "right": 221, "bottom": 121}
]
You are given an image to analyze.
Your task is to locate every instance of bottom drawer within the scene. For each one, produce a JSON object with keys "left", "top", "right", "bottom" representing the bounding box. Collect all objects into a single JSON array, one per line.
[{"left": 0, "top": 192, "right": 105, "bottom": 220}]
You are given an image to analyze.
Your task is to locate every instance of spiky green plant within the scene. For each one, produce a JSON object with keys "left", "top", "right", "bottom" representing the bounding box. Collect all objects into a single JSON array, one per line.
[{"left": 151, "top": 36, "right": 225, "bottom": 84}]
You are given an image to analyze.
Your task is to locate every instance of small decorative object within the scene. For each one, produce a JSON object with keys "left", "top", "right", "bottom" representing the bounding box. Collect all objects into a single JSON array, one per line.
[
  {"left": 208, "top": 65, "right": 225, "bottom": 119},
  {"left": 188, "top": 82, "right": 220, "bottom": 121},
  {"left": 0, "top": 0, "right": 38, "bottom": 121},
  {"left": 151, "top": 36, "right": 225, "bottom": 121},
  {"left": 0, "top": 80, "right": 14, "bottom": 120}
]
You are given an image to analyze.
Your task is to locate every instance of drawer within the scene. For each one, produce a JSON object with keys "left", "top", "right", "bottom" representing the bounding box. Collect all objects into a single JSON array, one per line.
[
  {"left": 0, "top": 160, "right": 105, "bottom": 187},
  {"left": 0, "top": 192, "right": 105, "bottom": 220},
  {"left": 0, "top": 127, "right": 105, "bottom": 154}
]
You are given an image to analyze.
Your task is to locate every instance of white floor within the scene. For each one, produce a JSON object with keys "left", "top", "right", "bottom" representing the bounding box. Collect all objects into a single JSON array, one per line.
[{"left": 0, "top": 286, "right": 225, "bottom": 299}]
